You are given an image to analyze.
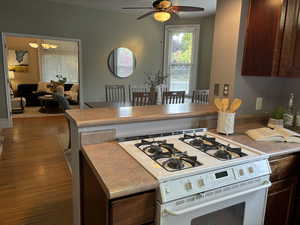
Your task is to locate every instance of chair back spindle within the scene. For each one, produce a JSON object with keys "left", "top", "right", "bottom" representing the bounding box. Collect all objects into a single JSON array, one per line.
[
  {"left": 162, "top": 91, "right": 185, "bottom": 104},
  {"left": 105, "top": 85, "right": 126, "bottom": 103},
  {"left": 128, "top": 85, "right": 148, "bottom": 102},
  {"left": 192, "top": 90, "right": 209, "bottom": 104},
  {"left": 132, "top": 92, "right": 157, "bottom": 106}
]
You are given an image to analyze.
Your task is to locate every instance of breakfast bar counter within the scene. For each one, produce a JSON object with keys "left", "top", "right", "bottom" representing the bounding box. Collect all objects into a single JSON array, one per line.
[{"left": 66, "top": 103, "right": 217, "bottom": 128}]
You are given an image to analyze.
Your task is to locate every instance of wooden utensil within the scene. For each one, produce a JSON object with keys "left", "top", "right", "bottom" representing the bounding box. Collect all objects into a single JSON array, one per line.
[
  {"left": 229, "top": 98, "right": 242, "bottom": 113},
  {"left": 214, "top": 98, "right": 223, "bottom": 111},
  {"left": 221, "top": 98, "right": 230, "bottom": 112}
]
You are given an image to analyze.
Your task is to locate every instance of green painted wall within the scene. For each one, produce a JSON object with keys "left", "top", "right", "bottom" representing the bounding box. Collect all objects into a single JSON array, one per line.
[{"left": 0, "top": 0, "right": 165, "bottom": 120}]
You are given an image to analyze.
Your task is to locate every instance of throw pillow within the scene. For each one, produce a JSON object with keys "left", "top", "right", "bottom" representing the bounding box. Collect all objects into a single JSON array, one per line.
[{"left": 37, "top": 82, "right": 51, "bottom": 93}]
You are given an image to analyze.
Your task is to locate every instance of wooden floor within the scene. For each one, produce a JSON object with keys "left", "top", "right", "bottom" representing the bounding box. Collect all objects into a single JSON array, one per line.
[{"left": 0, "top": 116, "right": 73, "bottom": 225}]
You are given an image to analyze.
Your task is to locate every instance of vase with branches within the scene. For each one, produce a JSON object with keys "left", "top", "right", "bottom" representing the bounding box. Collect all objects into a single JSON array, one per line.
[{"left": 144, "top": 71, "right": 168, "bottom": 92}]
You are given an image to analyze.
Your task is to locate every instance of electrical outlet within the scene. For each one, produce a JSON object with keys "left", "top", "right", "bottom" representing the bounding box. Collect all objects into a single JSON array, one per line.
[
  {"left": 223, "top": 84, "right": 230, "bottom": 97},
  {"left": 214, "top": 84, "right": 220, "bottom": 96},
  {"left": 256, "top": 97, "right": 263, "bottom": 110}
]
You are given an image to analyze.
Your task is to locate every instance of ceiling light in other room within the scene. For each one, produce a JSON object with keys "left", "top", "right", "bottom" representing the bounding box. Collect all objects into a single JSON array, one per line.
[
  {"left": 153, "top": 11, "right": 171, "bottom": 22},
  {"left": 41, "top": 43, "right": 51, "bottom": 49},
  {"left": 49, "top": 45, "right": 58, "bottom": 49},
  {"left": 29, "top": 43, "right": 39, "bottom": 48}
]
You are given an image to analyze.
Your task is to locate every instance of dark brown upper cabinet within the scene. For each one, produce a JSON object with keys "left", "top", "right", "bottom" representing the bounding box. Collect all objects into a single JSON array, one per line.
[
  {"left": 279, "top": 0, "right": 300, "bottom": 77},
  {"left": 242, "top": 0, "right": 300, "bottom": 77}
]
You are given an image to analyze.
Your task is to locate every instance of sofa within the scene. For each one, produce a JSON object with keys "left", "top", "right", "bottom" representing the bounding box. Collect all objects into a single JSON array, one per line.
[{"left": 16, "top": 83, "right": 74, "bottom": 106}]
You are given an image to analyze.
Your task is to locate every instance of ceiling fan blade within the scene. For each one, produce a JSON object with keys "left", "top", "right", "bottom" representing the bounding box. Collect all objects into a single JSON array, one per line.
[
  {"left": 122, "top": 7, "right": 153, "bottom": 9},
  {"left": 171, "top": 6, "right": 205, "bottom": 12},
  {"left": 171, "top": 11, "right": 181, "bottom": 20},
  {"left": 137, "top": 11, "right": 156, "bottom": 20}
]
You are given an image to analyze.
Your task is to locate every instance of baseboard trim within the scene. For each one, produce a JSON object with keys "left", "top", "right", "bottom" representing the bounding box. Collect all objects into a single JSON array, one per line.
[{"left": 0, "top": 118, "right": 10, "bottom": 128}]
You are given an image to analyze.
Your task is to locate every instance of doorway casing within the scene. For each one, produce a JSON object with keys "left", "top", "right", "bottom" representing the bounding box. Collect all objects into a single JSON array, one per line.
[{"left": 1, "top": 32, "right": 83, "bottom": 128}]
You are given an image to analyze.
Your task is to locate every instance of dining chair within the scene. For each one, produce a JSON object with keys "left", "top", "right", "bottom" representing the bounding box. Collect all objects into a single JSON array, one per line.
[
  {"left": 128, "top": 85, "right": 148, "bottom": 102},
  {"left": 132, "top": 92, "right": 157, "bottom": 106},
  {"left": 105, "top": 85, "right": 126, "bottom": 103},
  {"left": 162, "top": 91, "right": 185, "bottom": 104},
  {"left": 192, "top": 89, "right": 210, "bottom": 104}
]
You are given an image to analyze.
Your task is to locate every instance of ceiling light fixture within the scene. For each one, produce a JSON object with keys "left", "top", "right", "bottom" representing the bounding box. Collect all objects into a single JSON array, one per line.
[
  {"left": 153, "top": 11, "right": 171, "bottom": 22},
  {"left": 41, "top": 43, "right": 51, "bottom": 49},
  {"left": 49, "top": 44, "right": 58, "bottom": 49},
  {"left": 29, "top": 42, "right": 59, "bottom": 49},
  {"left": 29, "top": 43, "right": 39, "bottom": 48}
]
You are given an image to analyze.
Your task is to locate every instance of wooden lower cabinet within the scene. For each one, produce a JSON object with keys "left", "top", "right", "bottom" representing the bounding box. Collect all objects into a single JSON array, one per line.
[
  {"left": 80, "top": 151, "right": 156, "bottom": 225},
  {"left": 264, "top": 154, "right": 300, "bottom": 225},
  {"left": 295, "top": 195, "right": 300, "bottom": 225},
  {"left": 264, "top": 176, "right": 298, "bottom": 225}
]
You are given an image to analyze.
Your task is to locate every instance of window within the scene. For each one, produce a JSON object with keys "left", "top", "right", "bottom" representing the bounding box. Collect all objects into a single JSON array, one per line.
[
  {"left": 40, "top": 41, "right": 79, "bottom": 83},
  {"left": 164, "top": 25, "right": 200, "bottom": 95}
]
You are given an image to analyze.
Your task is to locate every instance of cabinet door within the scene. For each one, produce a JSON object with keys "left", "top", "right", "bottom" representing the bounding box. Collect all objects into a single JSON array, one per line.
[
  {"left": 242, "top": 0, "right": 286, "bottom": 76},
  {"left": 279, "top": 0, "right": 300, "bottom": 77},
  {"left": 264, "top": 176, "right": 298, "bottom": 225},
  {"left": 110, "top": 191, "right": 155, "bottom": 225}
]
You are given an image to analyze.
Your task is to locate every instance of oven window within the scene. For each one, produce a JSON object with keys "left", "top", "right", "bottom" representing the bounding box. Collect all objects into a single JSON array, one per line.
[{"left": 191, "top": 202, "right": 245, "bottom": 225}]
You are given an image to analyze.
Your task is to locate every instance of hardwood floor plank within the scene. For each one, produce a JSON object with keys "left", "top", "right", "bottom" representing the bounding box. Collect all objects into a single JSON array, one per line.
[{"left": 0, "top": 116, "right": 72, "bottom": 225}]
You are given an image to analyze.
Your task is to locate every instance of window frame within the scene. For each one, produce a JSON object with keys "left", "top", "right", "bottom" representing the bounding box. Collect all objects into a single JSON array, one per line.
[{"left": 163, "top": 24, "right": 200, "bottom": 96}]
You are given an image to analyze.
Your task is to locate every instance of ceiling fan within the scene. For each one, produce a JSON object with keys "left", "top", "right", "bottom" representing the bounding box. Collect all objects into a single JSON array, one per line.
[{"left": 122, "top": 0, "right": 204, "bottom": 22}]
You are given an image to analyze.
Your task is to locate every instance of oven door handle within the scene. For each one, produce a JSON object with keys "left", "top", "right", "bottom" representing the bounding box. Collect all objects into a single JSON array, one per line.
[{"left": 164, "top": 181, "right": 271, "bottom": 216}]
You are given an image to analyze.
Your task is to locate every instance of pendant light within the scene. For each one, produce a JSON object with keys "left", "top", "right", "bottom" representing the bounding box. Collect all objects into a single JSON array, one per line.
[{"left": 153, "top": 11, "right": 171, "bottom": 22}]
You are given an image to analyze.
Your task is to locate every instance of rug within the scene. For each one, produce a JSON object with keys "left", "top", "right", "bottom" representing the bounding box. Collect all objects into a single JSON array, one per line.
[{"left": 13, "top": 106, "right": 79, "bottom": 119}]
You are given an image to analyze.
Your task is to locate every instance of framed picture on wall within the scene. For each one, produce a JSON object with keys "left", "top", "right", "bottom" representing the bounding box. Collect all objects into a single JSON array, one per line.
[{"left": 8, "top": 49, "right": 29, "bottom": 72}]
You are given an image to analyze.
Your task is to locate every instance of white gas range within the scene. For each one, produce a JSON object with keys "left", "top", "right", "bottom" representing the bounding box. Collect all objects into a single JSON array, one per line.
[{"left": 119, "top": 128, "right": 271, "bottom": 225}]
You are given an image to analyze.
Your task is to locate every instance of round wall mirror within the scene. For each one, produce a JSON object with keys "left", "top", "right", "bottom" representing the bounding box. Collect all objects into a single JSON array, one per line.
[{"left": 108, "top": 47, "right": 136, "bottom": 78}]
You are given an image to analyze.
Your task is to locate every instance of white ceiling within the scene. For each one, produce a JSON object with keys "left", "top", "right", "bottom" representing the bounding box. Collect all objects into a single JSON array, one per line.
[{"left": 45, "top": 0, "right": 217, "bottom": 18}]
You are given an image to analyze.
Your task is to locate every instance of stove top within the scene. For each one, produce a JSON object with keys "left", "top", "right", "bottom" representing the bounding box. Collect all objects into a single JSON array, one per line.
[
  {"left": 119, "top": 129, "right": 268, "bottom": 182},
  {"left": 179, "top": 133, "right": 248, "bottom": 161},
  {"left": 135, "top": 140, "right": 202, "bottom": 172}
]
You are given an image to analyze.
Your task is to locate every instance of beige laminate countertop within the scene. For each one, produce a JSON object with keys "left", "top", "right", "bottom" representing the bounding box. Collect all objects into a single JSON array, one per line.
[
  {"left": 81, "top": 122, "right": 300, "bottom": 200},
  {"left": 66, "top": 103, "right": 217, "bottom": 128},
  {"left": 211, "top": 123, "right": 300, "bottom": 157},
  {"left": 81, "top": 142, "right": 158, "bottom": 200}
]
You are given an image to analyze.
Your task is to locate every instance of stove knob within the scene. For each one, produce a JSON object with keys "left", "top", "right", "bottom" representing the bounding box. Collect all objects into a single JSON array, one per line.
[
  {"left": 239, "top": 169, "right": 245, "bottom": 176},
  {"left": 248, "top": 167, "right": 254, "bottom": 174},
  {"left": 165, "top": 187, "right": 171, "bottom": 194},
  {"left": 198, "top": 179, "right": 205, "bottom": 188},
  {"left": 185, "top": 182, "right": 193, "bottom": 191}
]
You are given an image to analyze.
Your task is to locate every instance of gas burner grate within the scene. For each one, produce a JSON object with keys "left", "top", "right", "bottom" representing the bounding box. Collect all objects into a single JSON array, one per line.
[
  {"left": 179, "top": 134, "right": 248, "bottom": 161},
  {"left": 135, "top": 139, "right": 202, "bottom": 172}
]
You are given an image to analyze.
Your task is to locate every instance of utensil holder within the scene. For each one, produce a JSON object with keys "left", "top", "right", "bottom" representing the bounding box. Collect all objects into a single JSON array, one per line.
[{"left": 217, "top": 112, "right": 236, "bottom": 135}]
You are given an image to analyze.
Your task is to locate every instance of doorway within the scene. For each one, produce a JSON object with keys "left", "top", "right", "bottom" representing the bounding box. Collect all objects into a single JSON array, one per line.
[{"left": 1, "top": 33, "right": 82, "bottom": 125}]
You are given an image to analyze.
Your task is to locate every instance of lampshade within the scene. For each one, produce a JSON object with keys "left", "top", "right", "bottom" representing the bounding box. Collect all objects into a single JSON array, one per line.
[
  {"left": 8, "top": 71, "right": 15, "bottom": 80},
  {"left": 153, "top": 11, "right": 171, "bottom": 22},
  {"left": 29, "top": 42, "right": 39, "bottom": 48}
]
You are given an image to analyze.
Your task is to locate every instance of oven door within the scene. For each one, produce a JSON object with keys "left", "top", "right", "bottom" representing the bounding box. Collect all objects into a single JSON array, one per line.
[{"left": 158, "top": 180, "right": 271, "bottom": 225}]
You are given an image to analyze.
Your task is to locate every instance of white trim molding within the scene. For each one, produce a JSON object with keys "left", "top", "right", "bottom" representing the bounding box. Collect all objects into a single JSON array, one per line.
[{"left": 163, "top": 24, "right": 200, "bottom": 96}]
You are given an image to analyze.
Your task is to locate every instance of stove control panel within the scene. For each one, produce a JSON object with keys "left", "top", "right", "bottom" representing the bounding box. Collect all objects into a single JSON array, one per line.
[{"left": 159, "top": 159, "right": 271, "bottom": 203}]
